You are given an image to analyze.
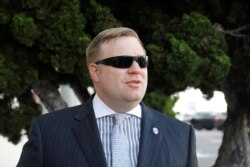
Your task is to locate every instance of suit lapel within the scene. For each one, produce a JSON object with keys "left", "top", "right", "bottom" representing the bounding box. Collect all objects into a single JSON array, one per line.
[
  {"left": 72, "top": 98, "right": 107, "bottom": 167},
  {"left": 137, "top": 104, "right": 164, "bottom": 167}
]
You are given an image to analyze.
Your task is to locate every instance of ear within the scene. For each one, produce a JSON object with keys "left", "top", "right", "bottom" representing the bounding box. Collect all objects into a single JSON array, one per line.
[{"left": 89, "top": 63, "right": 99, "bottom": 82}]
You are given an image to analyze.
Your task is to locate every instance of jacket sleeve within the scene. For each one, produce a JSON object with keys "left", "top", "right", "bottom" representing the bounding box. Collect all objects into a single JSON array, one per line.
[
  {"left": 187, "top": 125, "right": 198, "bottom": 167},
  {"left": 16, "top": 118, "right": 43, "bottom": 167}
]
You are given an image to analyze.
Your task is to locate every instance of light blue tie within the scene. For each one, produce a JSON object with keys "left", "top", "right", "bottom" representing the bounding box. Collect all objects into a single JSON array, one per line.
[{"left": 111, "top": 113, "right": 131, "bottom": 167}]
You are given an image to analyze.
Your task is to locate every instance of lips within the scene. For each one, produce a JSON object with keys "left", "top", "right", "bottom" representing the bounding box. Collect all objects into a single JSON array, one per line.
[
  {"left": 127, "top": 79, "right": 141, "bottom": 83},
  {"left": 126, "top": 80, "right": 141, "bottom": 87}
]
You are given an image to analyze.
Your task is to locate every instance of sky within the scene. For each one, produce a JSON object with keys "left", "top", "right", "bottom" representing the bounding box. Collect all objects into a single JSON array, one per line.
[
  {"left": 173, "top": 87, "right": 227, "bottom": 114},
  {"left": 0, "top": 135, "right": 27, "bottom": 167},
  {"left": 0, "top": 86, "right": 227, "bottom": 167}
]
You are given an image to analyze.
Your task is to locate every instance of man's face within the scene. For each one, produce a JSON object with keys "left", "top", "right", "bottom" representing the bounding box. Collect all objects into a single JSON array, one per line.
[{"left": 90, "top": 36, "right": 148, "bottom": 111}]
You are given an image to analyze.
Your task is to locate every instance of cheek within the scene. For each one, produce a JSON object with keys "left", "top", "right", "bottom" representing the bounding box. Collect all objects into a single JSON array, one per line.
[
  {"left": 100, "top": 69, "right": 123, "bottom": 83},
  {"left": 143, "top": 70, "right": 148, "bottom": 80}
]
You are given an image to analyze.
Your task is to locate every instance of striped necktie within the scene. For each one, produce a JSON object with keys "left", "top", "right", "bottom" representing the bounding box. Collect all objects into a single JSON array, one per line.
[{"left": 111, "top": 113, "right": 131, "bottom": 167}]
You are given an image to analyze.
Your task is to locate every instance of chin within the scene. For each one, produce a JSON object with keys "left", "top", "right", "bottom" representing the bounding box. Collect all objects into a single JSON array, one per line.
[{"left": 126, "top": 95, "right": 142, "bottom": 103}]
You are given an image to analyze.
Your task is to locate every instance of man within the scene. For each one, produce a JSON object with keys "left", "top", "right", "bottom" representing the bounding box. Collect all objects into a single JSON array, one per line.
[{"left": 17, "top": 27, "right": 198, "bottom": 167}]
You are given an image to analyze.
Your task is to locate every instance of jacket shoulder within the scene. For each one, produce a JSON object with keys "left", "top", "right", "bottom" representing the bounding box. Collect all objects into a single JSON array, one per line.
[
  {"left": 35, "top": 104, "right": 85, "bottom": 124},
  {"left": 145, "top": 106, "right": 192, "bottom": 130}
]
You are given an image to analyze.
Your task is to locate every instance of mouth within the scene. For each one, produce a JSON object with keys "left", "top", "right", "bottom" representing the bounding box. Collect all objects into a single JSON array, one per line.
[{"left": 126, "top": 80, "right": 141, "bottom": 87}]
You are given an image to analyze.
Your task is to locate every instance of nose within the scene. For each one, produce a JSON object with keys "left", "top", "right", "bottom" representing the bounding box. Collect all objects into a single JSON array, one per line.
[{"left": 128, "top": 61, "right": 141, "bottom": 73}]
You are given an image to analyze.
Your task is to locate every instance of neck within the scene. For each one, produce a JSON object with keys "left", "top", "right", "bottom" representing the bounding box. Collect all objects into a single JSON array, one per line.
[{"left": 96, "top": 94, "right": 140, "bottom": 113}]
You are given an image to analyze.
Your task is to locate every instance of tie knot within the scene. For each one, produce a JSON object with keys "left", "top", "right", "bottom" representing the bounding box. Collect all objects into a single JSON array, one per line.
[{"left": 113, "top": 113, "right": 126, "bottom": 125}]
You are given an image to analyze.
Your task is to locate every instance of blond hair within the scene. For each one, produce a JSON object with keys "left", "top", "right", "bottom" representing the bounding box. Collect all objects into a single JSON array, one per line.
[{"left": 86, "top": 27, "right": 145, "bottom": 65}]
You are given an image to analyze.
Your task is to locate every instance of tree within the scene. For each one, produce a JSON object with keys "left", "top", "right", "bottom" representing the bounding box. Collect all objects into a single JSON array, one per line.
[
  {"left": 0, "top": 0, "right": 121, "bottom": 144},
  {"left": 1, "top": 0, "right": 250, "bottom": 166},
  {"left": 180, "top": 1, "right": 250, "bottom": 166}
]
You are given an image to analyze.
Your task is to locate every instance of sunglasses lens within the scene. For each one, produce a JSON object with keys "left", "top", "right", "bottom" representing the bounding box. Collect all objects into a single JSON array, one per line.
[
  {"left": 113, "top": 57, "right": 133, "bottom": 68},
  {"left": 137, "top": 56, "right": 148, "bottom": 68},
  {"left": 96, "top": 56, "right": 148, "bottom": 68}
]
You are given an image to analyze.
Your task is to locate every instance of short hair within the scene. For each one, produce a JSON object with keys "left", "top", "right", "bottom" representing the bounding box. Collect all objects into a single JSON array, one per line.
[{"left": 86, "top": 27, "right": 145, "bottom": 65}]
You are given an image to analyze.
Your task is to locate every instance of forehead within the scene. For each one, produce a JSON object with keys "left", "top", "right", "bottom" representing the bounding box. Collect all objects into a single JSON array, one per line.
[{"left": 100, "top": 36, "right": 146, "bottom": 58}]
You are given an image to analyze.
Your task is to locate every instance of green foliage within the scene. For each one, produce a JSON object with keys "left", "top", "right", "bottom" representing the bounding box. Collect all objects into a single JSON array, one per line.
[
  {"left": 11, "top": 13, "right": 40, "bottom": 46},
  {"left": 0, "top": 100, "right": 40, "bottom": 144},
  {"left": 38, "top": 0, "right": 90, "bottom": 73},
  {"left": 166, "top": 36, "right": 201, "bottom": 86},
  {"left": 0, "top": 0, "right": 124, "bottom": 143},
  {"left": 0, "top": 7, "right": 11, "bottom": 24},
  {"left": 0, "top": 0, "right": 90, "bottom": 144},
  {"left": 144, "top": 91, "right": 179, "bottom": 117},
  {"left": 227, "top": 2, "right": 248, "bottom": 24},
  {"left": 0, "top": 53, "right": 38, "bottom": 96},
  {"left": 146, "top": 12, "right": 230, "bottom": 97},
  {"left": 83, "top": 0, "right": 122, "bottom": 34}
]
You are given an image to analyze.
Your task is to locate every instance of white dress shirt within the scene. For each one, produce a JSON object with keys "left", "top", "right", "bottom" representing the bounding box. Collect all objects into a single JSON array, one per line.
[{"left": 93, "top": 94, "right": 141, "bottom": 167}]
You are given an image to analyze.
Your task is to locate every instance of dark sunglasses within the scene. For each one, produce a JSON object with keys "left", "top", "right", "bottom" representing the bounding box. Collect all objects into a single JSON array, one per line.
[{"left": 95, "top": 55, "right": 148, "bottom": 69}]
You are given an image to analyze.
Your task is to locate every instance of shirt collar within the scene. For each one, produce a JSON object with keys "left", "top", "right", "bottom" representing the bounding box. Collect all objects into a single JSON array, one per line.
[{"left": 93, "top": 94, "right": 142, "bottom": 118}]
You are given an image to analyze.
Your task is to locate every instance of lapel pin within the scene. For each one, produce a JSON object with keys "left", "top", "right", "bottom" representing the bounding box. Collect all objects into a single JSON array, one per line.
[{"left": 152, "top": 127, "right": 159, "bottom": 135}]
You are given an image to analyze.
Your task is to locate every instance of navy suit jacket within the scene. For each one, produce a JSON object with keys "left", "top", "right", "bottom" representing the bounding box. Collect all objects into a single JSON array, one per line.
[{"left": 17, "top": 96, "right": 198, "bottom": 167}]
